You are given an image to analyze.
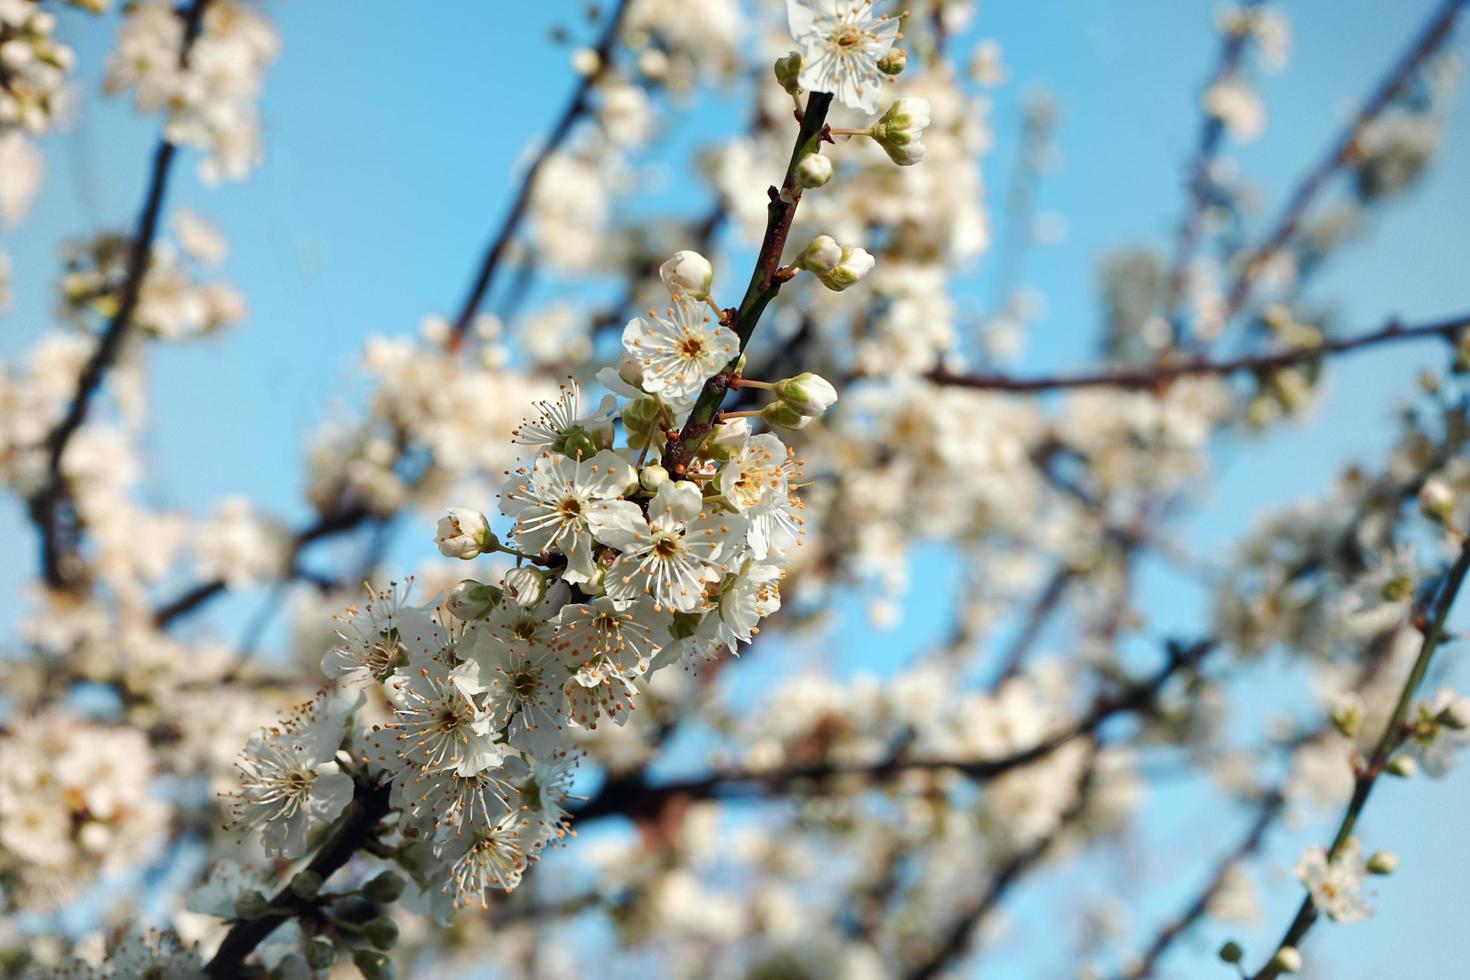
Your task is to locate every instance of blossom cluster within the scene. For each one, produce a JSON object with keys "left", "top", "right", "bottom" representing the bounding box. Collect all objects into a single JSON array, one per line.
[{"left": 105, "top": 0, "right": 279, "bottom": 183}]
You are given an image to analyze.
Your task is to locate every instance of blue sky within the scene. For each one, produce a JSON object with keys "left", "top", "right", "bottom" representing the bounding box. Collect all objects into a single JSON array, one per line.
[{"left": 3, "top": 1, "right": 1469, "bottom": 976}]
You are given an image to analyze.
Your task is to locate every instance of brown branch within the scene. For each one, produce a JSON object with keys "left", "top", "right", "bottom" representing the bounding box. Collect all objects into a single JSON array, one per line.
[
  {"left": 903, "top": 745, "right": 1100, "bottom": 980},
  {"left": 1163, "top": 0, "right": 1263, "bottom": 336},
  {"left": 1119, "top": 791, "right": 1284, "bottom": 979},
  {"left": 661, "top": 90, "right": 835, "bottom": 477},
  {"left": 25, "top": 0, "right": 212, "bottom": 590},
  {"left": 1218, "top": 0, "right": 1467, "bottom": 327},
  {"left": 929, "top": 312, "right": 1469, "bottom": 394},
  {"left": 446, "top": 0, "right": 633, "bottom": 348},
  {"left": 204, "top": 778, "right": 393, "bottom": 978},
  {"left": 573, "top": 640, "right": 1211, "bottom": 823}
]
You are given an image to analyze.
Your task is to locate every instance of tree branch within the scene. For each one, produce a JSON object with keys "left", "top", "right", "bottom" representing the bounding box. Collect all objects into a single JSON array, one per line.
[
  {"left": 204, "top": 778, "right": 393, "bottom": 978},
  {"left": 1218, "top": 0, "right": 1467, "bottom": 328},
  {"left": 929, "top": 312, "right": 1468, "bottom": 393},
  {"left": 573, "top": 640, "right": 1211, "bottom": 822},
  {"left": 25, "top": 0, "right": 212, "bottom": 590},
  {"left": 661, "top": 90, "right": 834, "bottom": 477},
  {"left": 446, "top": 0, "right": 633, "bottom": 349},
  {"left": 1251, "top": 537, "right": 1470, "bottom": 979}
]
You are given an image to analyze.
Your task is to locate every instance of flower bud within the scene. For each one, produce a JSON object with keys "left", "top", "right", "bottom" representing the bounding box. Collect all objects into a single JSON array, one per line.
[
  {"left": 362, "top": 870, "right": 408, "bottom": 904},
  {"left": 774, "top": 51, "right": 803, "bottom": 95},
  {"left": 761, "top": 400, "right": 814, "bottom": 430},
  {"left": 659, "top": 250, "right": 714, "bottom": 301},
  {"left": 1271, "top": 946, "right": 1302, "bottom": 973},
  {"left": 363, "top": 915, "right": 400, "bottom": 951},
  {"left": 795, "top": 152, "right": 832, "bottom": 189},
  {"left": 304, "top": 937, "right": 336, "bottom": 970},
  {"left": 435, "top": 509, "right": 496, "bottom": 559},
  {"left": 773, "top": 372, "right": 839, "bottom": 418},
  {"left": 877, "top": 48, "right": 907, "bottom": 75},
  {"left": 1419, "top": 477, "right": 1455, "bottom": 524},
  {"left": 353, "top": 949, "right": 397, "bottom": 980},
  {"left": 622, "top": 396, "right": 664, "bottom": 447},
  {"left": 1330, "top": 692, "right": 1364, "bottom": 740},
  {"left": 503, "top": 566, "right": 547, "bottom": 608},
  {"left": 290, "top": 870, "right": 323, "bottom": 900},
  {"left": 556, "top": 424, "right": 603, "bottom": 460},
  {"left": 617, "top": 351, "right": 646, "bottom": 388},
  {"left": 1218, "top": 941, "right": 1243, "bottom": 964},
  {"left": 871, "top": 97, "right": 931, "bottom": 166},
  {"left": 234, "top": 890, "right": 271, "bottom": 921},
  {"left": 1366, "top": 850, "right": 1398, "bottom": 875},
  {"left": 1386, "top": 755, "right": 1416, "bottom": 778},
  {"left": 446, "top": 579, "right": 501, "bottom": 620},
  {"left": 700, "top": 419, "right": 748, "bottom": 463},
  {"left": 640, "top": 464, "right": 670, "bottom": 492},
  {"left": 796, "top": 235, "right": 875, "bottom": 292}
]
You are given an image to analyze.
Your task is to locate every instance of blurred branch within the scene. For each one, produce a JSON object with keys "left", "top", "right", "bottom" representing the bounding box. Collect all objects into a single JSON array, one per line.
[
  {"left": 574, "top": 640, "right": 1211, "bottom": 822},
  {"left": 1163, "top": 0, "right": 1263, "bottom": 339},
  {"left": 903, "top": 744, "right": 1100, "bottom": 980},
  {"left": 1119, "top": 790, "right": 1284, "bottom": 979},
  {"left": 446, "top": 0, "right": 633, "bottom": 349},
  {"left": 25, "top": 0, "right": 212, "bottom": 591},
  {"left": 929, "top": 311, "right": 1468, "bottom": 393},
  {"left": 1218, "top": 0, "right": 1467, "bottom": 330}
]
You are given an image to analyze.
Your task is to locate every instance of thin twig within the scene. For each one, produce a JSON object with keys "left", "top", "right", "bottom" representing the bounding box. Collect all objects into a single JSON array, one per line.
[
  {"left": 1163, "top": 0, "right": 1263, "bottom": 341},
  {"left": 929, "top": 312, "right": 1468, "bottom": 393},
  {"left": 1250, "top": 537, "right": 1470, "bottom": 979},
  {"left": 446, "top": 0, "right": 633, "bottom": 348},
  {"left": 573, "top": 641, "right": 1211, "bottom": 822},
  {"left": 1217, "top": 0, "right": 1467, "bottom": 330}
]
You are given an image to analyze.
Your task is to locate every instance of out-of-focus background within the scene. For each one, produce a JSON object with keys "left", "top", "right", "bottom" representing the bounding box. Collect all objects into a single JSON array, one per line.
[{"left": 3, "top": 1, "right": 1469, "bottom": 975}]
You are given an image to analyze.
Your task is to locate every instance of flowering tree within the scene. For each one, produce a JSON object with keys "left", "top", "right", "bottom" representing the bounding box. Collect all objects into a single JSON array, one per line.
[{"left": 3, "top": 0, "right": 1470, "bottom": 977}]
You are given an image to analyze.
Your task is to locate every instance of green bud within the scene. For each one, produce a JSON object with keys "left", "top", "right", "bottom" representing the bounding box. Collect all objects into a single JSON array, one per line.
[
  {"left": 235, "top": 890, "right": 272, "bottom": 921},
  {"left": 1218, "top": 941, "right": 1243, "bottom": 964},
  {"left": 1330, "top": 694, "right": 1363, "bottom": 740},
  {"left": 353, "top": 949, "right": 397, "bottom": 980},
  {"left": 554, "top": 424, "right": 605, "bottom": 460},
  {"left": 290, "top": 870, "right": 323, "bottom": 900},
  {"left": 363, "top": 915, "right": 400, "bottom": 951},
  {"left": 446, "top": 579, "right": 501, "bottom": 620},
  {"left": 1366, "top": 850, "right": 1398, "bottom": 875},
  {"left": 304, "top": 938, "right": 337, "bottom": 970},
  {"left": 361, "top": 871, "right": 407, "bottom": 904},
  {"left": 760, "top": 400, "right": 813, "bottom": 430},
  {"left": 702, "top": 420, "right": 748, "bottom": 462},
  {"left": 1271, "top": 946, "right": 1302, "bottom": 974},
  {"left": 640, "top": 464, "right": 670, "bottom": 492},
  {"left": 622, "top": 397, "right": 664, "bottom": 446},
  {"left": 1418, "top": 478, "right": 1455, "bottom": 524},
  {"left": 772, "top": 372, "right": 839, "bottom": 417},
  {"left": 877, "top": 48, "right": 906, "bottom": 75},
  {"left": 1381, "top": 574, "right": 1412, "bottom": 602},
  {"left": 794, "top": 152, "right": 832, "bottom": 189},
  {"left": 871, "top": 97, "right": 932, "bottom": 166},
  {"left": 1386, "top": 755, "right": 1416, "bottom": 778},
  {"left": 774, "top": 51, "right": 803, "bottom": 95}
]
